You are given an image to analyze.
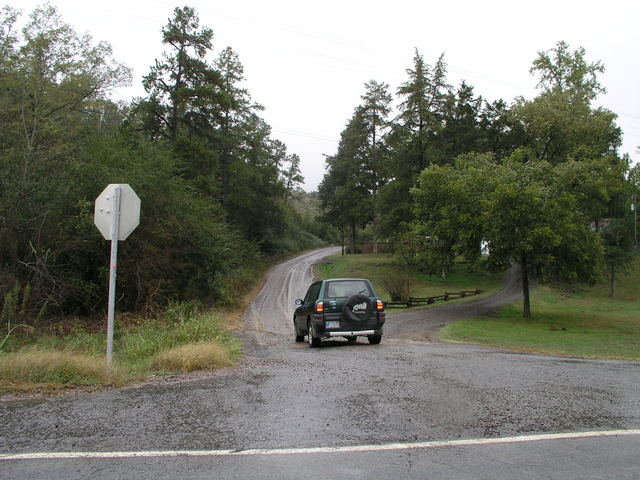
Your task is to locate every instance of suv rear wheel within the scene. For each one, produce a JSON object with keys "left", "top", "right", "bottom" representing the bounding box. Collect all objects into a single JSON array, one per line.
[
  {"left": 367, "top": 334, "right": 382, "bottom": 345},
  {"left": 308, "top": 323, "right": 321, "bottom": 348}
]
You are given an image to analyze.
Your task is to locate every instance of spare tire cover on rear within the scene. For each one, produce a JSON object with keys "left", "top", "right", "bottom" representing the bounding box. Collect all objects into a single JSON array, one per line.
[{"left": 342, "top": 294, "right": 374, "bottom": 322}]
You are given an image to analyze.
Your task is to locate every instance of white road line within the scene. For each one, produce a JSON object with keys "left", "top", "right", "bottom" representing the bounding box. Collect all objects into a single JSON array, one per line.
[{"left": 2, "top": 429, "right": 639, "bottom": 461}]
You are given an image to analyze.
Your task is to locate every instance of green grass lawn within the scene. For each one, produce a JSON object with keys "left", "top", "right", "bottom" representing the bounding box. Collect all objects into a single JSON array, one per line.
[
  {"left": 440, "top": 257, "right": 640, "bottom": 361},
  {"left": 315, "top": 253, "right": 503, "bottom": 306}
]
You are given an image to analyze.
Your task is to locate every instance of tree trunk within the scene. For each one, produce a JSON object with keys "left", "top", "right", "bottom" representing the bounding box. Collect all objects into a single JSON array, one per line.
[
  {"left": 610, "top": 265, "right": 616, "bottom": 298},
  {"left": 372, "top": 211, "right": 379, "bottom": 254},
  {"left": 521, "top": 253, "right": 531, "bottom": 318},
  {"left": 170, "top": 48, "right": 185, "bottom": 141},
  {"left": 350, "top": 218, "right": 357, "bottom": 255},
  {"left": 341, "top": 225, "right": 345, "bottom": 256},
  {"left": 221, "top": 112, "right": 230, "bottom": 207},
  {"left": 221, "top": 150, "right": 230, "bottom": 207}
]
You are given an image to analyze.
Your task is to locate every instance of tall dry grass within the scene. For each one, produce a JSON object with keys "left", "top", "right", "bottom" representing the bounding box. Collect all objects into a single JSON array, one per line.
[
  {"left": 0, "top": 302, "right": 240, "bottom": 393},
  {"left": 0, "top": 348, "right": 123, "bottom": 388},
  {"left": 151, "top": 341, "right": 234, "bottom": 372}
]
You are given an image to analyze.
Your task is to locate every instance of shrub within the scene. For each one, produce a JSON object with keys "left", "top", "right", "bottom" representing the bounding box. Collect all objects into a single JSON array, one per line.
[{"left": 381, "top": 273, "right": 412, "bottom": 301}]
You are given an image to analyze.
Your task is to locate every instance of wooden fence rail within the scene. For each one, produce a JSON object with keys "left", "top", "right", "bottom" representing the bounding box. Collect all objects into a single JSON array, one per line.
[{"left": 384, "top": 289, "right": 483, "bottom": 309}]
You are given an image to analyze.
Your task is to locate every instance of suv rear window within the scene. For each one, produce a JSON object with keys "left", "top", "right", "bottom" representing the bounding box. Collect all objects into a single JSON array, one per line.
[{"left": 325, "top": 280, "right": 371, "bottom": 298}]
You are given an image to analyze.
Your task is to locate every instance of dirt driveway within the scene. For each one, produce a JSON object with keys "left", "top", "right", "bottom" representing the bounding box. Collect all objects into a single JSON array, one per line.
[{"left": 242, "top": 246, "right": 523, "bottom": 346}]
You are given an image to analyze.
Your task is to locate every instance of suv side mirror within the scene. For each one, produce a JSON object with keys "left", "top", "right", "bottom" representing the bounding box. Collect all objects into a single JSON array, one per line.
[{"left": 294, "top": 299, "right": 303, "bottom": 306}]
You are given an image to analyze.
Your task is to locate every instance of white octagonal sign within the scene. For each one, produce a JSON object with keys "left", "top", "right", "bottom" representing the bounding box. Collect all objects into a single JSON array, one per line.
[{"left": 94, "top": 184, "right": 141, "bottom": 241}]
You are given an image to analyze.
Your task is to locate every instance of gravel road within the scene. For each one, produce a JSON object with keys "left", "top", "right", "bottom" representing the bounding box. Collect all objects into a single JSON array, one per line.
[
  {"left": 242, "top": 246, "right": 523, "bottom": 346},
  {"left": 241, "top": 246, "right": 341, "bottom": 348},
  {"left": 2, "top": 247, "right": 639, "bottom": 479}
]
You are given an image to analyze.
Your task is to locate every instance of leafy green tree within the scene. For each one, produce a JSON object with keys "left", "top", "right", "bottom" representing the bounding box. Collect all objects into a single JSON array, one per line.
[
  {"left": 411, "top": 153, "right": 497, "bottom": 277},
  {"left": 0, "top": 5, "right": 131, "bottom": 309},
  {"left": 513, "top": 41, "right": 621, "bottom": 165},
  {"left": 512, "top": 92, "right": 621, "bottom": 164},
  {"left": 601, "top": 217, "right": 635, "bottom": 297},
  {"left": 554, "top": 156, "right": 628, "bottom": 227},
  {"left": 483, "top": 155, "right": 602, "bottom": 317},
  {"left": 530, "top": 40, "right": 605, "bottom": 102},
  {"left": 413, "top": 152, "right": 603, "bottom": 317}
]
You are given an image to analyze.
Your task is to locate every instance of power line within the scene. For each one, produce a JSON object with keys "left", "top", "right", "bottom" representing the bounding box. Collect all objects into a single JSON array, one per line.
[
  {"left": 618, "top": 111, "right": 640, "bottom": 121},
  {"left": 272, "top": 127, "right": 338, "bottom": 143},
  {"left": 48, "top": 0, "right": 640, "bottom": 149},
  {"left": 155, "top": 0, "right": 533, "bottom": 94}
]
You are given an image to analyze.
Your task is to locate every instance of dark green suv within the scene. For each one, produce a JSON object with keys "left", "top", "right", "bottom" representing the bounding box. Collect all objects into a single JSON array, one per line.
[{"left": 293, "top": 278, "right": 386, "bottom": 347}]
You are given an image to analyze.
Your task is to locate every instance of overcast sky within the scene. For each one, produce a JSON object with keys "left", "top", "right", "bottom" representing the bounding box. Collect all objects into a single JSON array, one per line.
[{"left": 15, "top": 0, "right": 640, "bottom": 191}]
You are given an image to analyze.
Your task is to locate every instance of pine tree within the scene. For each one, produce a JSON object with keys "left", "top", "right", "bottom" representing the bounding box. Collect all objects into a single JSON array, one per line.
[
  {"left": 379, "top": 50, "right": 451, "bottom": 239},
  {"left": 319, "top": 107, "right": 373, "bottom": 254},
  {"left": 141, "top": 6, "right": 218, "bottom": 141},
  {"left": 360, "top": 80, "right": 392, "bottom": 252},
  {"left": 440, "top": 81, "right": 483, "bottom": 159},
  {"left": 215, "top": 46, "right": 256, "bottom": 207}
]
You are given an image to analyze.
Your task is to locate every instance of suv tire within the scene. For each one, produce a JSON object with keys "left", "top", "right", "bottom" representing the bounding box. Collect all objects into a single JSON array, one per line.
[{"left": 308, "top": 323, "right": 321, "bottom": 348}]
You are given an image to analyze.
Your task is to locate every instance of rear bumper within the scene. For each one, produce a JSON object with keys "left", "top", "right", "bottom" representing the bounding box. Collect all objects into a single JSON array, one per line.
[
  {"left": 328, "top": 330, "right": 375, "bottom": 337},
  {"left": 311, "top": 312, "right": 385, "bottom": 339}
]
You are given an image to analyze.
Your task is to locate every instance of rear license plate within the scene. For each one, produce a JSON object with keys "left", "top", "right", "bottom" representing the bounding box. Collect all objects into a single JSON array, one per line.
[{"left": 326, "top": 321, "right": 340, "bottom": 329}]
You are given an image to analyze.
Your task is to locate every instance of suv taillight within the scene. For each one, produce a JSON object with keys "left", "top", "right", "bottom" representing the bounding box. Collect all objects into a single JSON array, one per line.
[
  {"left": 376, "top": 299, "right": 385, "bottom": 311},
  {"left": 315, "top": 301, "right": 324, "bottom": 313}
]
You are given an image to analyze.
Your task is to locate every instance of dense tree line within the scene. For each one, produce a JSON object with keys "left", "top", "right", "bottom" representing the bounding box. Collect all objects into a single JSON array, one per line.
[
  {"left": 0, "top": 5, "right": 326, "bottom": 318},
  {"left": 319, "top": 43, "right": 639, "bottom": 315}
]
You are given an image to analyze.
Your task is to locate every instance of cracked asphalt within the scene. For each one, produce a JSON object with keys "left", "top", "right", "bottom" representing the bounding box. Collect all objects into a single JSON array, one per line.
[{"left": 2, "top": 247, "right": 639, "bottom": 479}]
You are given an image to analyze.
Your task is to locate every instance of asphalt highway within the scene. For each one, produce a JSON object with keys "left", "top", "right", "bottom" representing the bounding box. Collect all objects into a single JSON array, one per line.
[{"left": 1, "top": 247, "right": 639, "bottom": 479}]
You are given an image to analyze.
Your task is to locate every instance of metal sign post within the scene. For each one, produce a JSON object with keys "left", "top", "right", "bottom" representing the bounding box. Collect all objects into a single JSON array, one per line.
[
  {"left": 106, "top": 187, "right": 121, "bottom": 369},
  {"left": 94, "top": 184, "right": 140, "bottom": 371}
]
